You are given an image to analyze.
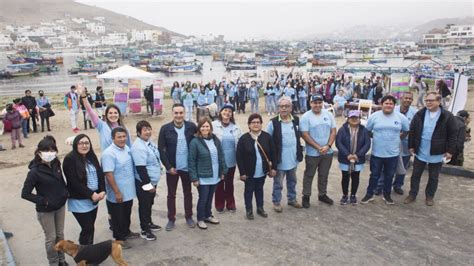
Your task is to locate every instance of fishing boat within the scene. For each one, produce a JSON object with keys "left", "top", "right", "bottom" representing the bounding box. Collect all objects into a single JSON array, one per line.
[
  {"left": 226, "top": 60, "right": 257, "bottom": 70},
  {"left": 165, "top": 61, "right": 203, "bottom": 73},
  {"left": 311, "top": 59, "right": 337, "bottom": 66},
  {"left": 403, "top": 55, "right": 432, "bottom": 60},
  {"left": 5, "top": 63, "right": 40, "bottom": 77},
  {"left": 212, "top": 52, "right": 225, "bottom": 61},
  {"left": 8, "top": 51, "right": 63, "bottom": 65},
  {"left": 368, "top": 59, "right": 387, "bottom": 64},
  {"left": 346, "top": 58, "right": 367, "bottom": 63},
  {"left": 38, "top": 65, "right": 60, "bottom": 73},
  {"left": 68, "top": 64, "right": 107, "bottom": 76}
]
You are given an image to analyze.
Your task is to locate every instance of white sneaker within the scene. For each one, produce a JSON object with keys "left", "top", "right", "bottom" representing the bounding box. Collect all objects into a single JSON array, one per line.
[
  {"left": 204, "top": 216, "right": 220, "bottom": 224},
  {"left": 197, "top": 221, "right": 208, "bottom": 229}
]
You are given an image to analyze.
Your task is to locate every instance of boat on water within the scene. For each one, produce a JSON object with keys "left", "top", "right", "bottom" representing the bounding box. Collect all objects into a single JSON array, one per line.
[
  {"left": 226, "top": 60, "right": 257, "bottom": 70},
  {"left": 212, "top": 52, "right": 225, "bottom": 61},
  {"left": 38, "top": 65, "right": 60, "bottom": 73},
  {"left": 4, "top": 63, "right": 40, "bottom": 77},
  {"left": 68, "top": 64, "right": 108, "bottom": 76},
  {"left": 8, "top": 51, "right": 63, "bottom": 65},
  {"left": 165, "top": 61, "right": 203, "bottom": 73},
  {"left": 76, "top": 56, "right": 116, "bottom": 66},
  {"left": 368, "top": 59, "right": 388, "bottom": 64},
  {"left": 403, "top": 55, "right": 432, "bottom": 60},
  {"left": 346, "top": 58, "right": 367, "bottom": 63},
  {"left": 311, "top": 59, "right": 337, "bottom": 66}
]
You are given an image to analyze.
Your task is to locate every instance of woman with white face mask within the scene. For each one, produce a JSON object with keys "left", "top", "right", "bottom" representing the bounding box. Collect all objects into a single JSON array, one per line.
[{"left": 21, "top": 136, "right": 69, "bottom": 266}]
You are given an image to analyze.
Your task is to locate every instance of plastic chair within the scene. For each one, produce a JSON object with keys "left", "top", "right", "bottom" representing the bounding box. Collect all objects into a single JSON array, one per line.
[{"left": 357, "top": 99, "right": 373, "bottom": 126}]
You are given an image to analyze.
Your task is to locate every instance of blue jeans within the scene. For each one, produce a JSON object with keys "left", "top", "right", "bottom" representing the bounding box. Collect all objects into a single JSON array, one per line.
[
  {"left": 21, "top": 119, "right": 28, "bottom": 138},
  {"left": 244, "top": 176, "right": 265, "bottom": 210},
  {"left": 196, "top": 184, "right": 217, "bottom": 221},
  {"left": 375, "top": 155, "right": 411, "bottom": 191},
  {"left": 250, "top": 98, "right": 258, "bottom": 113},
  {"left": 216, "top": 96, "right": 225, "bottom": 110},
  {"left": 299, "top": 97, "right": 307, "bottom": 113},
  {"left": 366, "top": 155, "right": 398, "bottom": 197},
  {"left": 272, "top": 167, "right": 298, "bottom": 204}
]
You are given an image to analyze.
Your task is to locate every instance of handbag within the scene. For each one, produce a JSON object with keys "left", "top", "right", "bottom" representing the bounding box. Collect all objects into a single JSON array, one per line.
[
  {"left": 255, "top": 139, "right": 272, "bottom": 170},
  {"left": 47, "top": 108, "right": 55, "bottom": 117}
]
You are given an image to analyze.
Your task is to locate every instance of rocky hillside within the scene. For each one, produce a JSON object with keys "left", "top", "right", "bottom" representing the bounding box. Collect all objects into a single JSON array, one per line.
[{"left": 0, "top": 0, "right": 184, "bottom": 36}]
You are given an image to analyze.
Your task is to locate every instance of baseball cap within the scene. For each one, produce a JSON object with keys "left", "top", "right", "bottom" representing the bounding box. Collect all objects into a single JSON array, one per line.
[
  {"left": 348, "top": 110, "right": 360, "bottom": 118},
  {"left": 220, "top": 103, "right": 235, "bottom": 112},
  {"left": 310, "top": 94, "right": 324, "bottom": 102}
]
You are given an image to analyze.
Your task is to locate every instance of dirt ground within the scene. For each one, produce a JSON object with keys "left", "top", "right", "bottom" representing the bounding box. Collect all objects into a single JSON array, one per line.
[{"left": 0, "top": 96, "right": 473, "bottom": 265}]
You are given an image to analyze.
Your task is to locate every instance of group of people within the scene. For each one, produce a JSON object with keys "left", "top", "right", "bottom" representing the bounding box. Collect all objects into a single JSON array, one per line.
[
  {"left": 2, "top": 89, "right": 54, "bottom": 150},
  {"left": 18, "top": 78, "right": 470, "bottom": 265}
]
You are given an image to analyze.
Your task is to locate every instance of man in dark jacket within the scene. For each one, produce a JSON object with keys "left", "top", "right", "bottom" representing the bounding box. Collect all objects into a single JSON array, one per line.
[
  {"left": 158, "top": 103, "right": 197, "bottom": 231},
  {"left": 267, "top": 96, "right": 303, "bottom": 212},
  {"left": 144, "top": 85, "right": 154, "bottom": 115},
  {"left": 405, "top": 92, "right": 457, "bottom": 206},
  {"left": 22, "top": 89, "right": 38, "bottom": 133}
]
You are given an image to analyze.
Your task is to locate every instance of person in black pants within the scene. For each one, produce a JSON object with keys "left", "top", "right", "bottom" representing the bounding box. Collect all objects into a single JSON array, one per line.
[
  {"left": 131, "top": 121, "right": 163, "bottom": 241},
  {"left": 236, "top": 113, "right": 277, "bottom": 220},
  {"left": 144, "top": 85, "right": 154, "bottom": 115},
  {"left": 79, "top": 87, "right": 94, "bottom": 130},
  {"left": 63, "top": 134, "right": 105, "bottom": 245},
  {"left": 22, "top": 89, "right": 38, "bottom": 133}
]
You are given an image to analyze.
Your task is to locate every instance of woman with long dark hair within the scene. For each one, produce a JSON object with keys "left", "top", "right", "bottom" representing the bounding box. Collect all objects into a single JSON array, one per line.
[
  {"left": 63, "top": 134, "right": 105, "bottom": 245},
  {"left": 21, "top": 136, "right": 68, "bottom": 266}
]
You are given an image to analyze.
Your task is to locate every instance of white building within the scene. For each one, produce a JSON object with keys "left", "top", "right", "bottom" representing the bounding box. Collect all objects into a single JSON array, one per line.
[
  {"left": 131, "top": 30, "right": 161, "bottom": 42},
  {"left": 423, "top": 24, "right": 474, "bottom": 46},
  {"left": 44, "top": 36, "right": 70, "bottom": 49},
  {"left": 67, "top": 31, "right": 87, "bottom": 40},
  {"left": 72, "top": 18, "right": 89, "bottom": 24},
  {"left": 78, "top": 39, "right": 101, "bottom": 48},
  {"left": 101, "top": 33, "right": 128, "bottom": 46},
  {"left": 94, "top": 17, "right": 106, "bottom": 22},
  {"left": 86, "top": 23, "right": 106, "bottom": 34},
  {"left": 0, "top": 34, "right": 13, "bottom": 49}
]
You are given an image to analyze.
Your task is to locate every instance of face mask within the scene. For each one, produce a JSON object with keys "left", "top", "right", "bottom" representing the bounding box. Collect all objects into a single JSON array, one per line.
[
  {"left": 40, "top": 151, "right": 57, "bottom": 163},
  {"left": 39, "top": 93, "right": 44, "bottom": 96}
]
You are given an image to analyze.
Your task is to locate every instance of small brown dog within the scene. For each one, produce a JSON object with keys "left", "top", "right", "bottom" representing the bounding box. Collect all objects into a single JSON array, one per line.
[{"left": 54, "top": 240, "right": 128, "bottom": 266}]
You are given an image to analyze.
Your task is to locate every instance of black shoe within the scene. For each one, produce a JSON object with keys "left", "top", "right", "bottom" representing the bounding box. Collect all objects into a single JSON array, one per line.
[
  {"left": 246, "top": 209, "right": 254, "bottom": 220},
  {"left": 318, "top": 195, "right": 334, "bottom": 205},
  {"left": 302, "top": 195, "right": 310, "bottom": 208},
  {"left": 256, "top": 208, "right": 268, "bottom": 218},
  {"left": 360, "top": 195, "right": 374, "bottom": 204},
  {"left": 149, "top": 223, "right": 162, "bottom": 232},
  {"left": 383, "top": 194, "right": 395, "bottom": 205},
  {"left": 393, "top": 187, "right": 404, "bottom": 195},
  {"left": 141, "top": 230, "right": 157, "bottom": 241},
  {"left": 58, "top": 262, "right": 69, "bottom": 266},
  {"left": 125, "top": 231, "right": 140, "bottom": 239}
]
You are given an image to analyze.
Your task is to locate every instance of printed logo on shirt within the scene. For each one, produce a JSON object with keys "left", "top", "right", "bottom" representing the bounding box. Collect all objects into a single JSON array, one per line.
[{"left": 394, "top": 121, "right": 399, "bottom": 125}]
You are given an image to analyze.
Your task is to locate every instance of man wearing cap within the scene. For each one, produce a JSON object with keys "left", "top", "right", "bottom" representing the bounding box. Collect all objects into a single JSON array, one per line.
[
  {"left": 405, "top": 92, "right": 456, "bottom": 206},
  {"left": 374, "top": 91, "right": 417, "bottom": 195},
  {"left": 267, "top": 96, "right": 303, "bottom": 212},
  {"left": 361, "top": 95, "right": 410, "bottom": 205},
  {"left": 212, "top": 103, "right": 242, "bottom": 212},
  {"left": 300, "top": 94, "right": 337, "bottom": 208}
]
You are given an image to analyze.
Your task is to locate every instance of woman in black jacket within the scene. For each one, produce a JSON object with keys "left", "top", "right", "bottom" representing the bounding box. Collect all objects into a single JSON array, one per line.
[
  {"left": 21, "top": 136, "right": 69, "bottom": 266},
  {"left": 236, "top": 113, "right": 277, "bottom": 220},
  {"left": 63, "top": 134, "right": 105, "bottom": 245}
]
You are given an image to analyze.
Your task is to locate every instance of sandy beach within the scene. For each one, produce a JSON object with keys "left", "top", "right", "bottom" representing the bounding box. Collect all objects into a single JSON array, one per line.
[{"left": 0, "top": 95, "right": 473, "bottom": 265}]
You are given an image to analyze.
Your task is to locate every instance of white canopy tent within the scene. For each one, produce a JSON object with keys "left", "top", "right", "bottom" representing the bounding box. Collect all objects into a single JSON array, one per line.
[{"left": 96, "top": 65, "right": 156, "bottom": 80}]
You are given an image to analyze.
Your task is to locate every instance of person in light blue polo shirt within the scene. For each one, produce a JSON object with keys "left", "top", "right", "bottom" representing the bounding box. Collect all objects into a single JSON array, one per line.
[
  {"left": 374, "top": 91, "right": 417, "bottom": 195},
  {"left": 300, "top": 94, "right": 337, "bottom": 208},
  {"left": 131, "top": 120, "right": 162, "bottom": 241},
  {"left": 101, "top": 127, "right": 137, "bottom": 248},
  {"left": 361, "top": 95, "right": 409, "bottom": 206}
]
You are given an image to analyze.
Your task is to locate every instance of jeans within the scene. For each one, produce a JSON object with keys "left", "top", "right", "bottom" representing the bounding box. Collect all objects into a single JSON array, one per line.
[
  {"left": 215, "top": 166, "right": 236, "bottom": 210},
  {"left": 272, "top": 167, "right": 298, "bottom": 204},
  {"left": 197, "top": 184, "right": 217, "bottom": 221},
  {"left": 39, "top": 110, "right": 50, "bottom": 131},
  {"left": 166, "top": 171, "right": 193, "bottom": 221},
  {"left": 27, "top": 110, "right": 37, "bottom": 132},
  {"left": 302, "top": 154, "right": 333, "bottom": 197},
  {"left": 21, "top": 119, "right": 28, "bottom": 138},
  {"left": 184, "top": 105, "right": 193, "bottom": 122},
  {"left": 82, "top": 110, "right": 93, "bottom": 130},
  {"left": 37, "top": 206, "right": 66, "bottom": 265},
  {"left": 244, "top": 176, "right": 266, "bottom": 210},
  {"left": 409, "top": 157, "right": 442, "bottom": 198},
  {"left": 72, "top": 207, "right": 98, "bottom": 245},
  {"left": 107, "top": 200, "right": 133, "bottom": 241},
  {"left": 135, "top": 179, "right": 156, "bottom": 231},
  {"left": 365, "top": 155, "right": 398, "bottom": 197},
  {"left": 299, "top": 97, "right": 307, "bottom": 113},
  {"left": 217, "top": 95, "right": 225, "bottom": 110},
  {"left": 250, "top": 98, "right": 258, "bottom": 113},
  {"left": 375, "top": 155, "right": 411, "bottom": 192},
  {"left": 265, "top": 96, "right": 276, "bottom": 114}
]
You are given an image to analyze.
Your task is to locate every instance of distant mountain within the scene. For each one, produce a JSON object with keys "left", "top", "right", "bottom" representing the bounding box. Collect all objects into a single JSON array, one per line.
[
  {"left": 0, "top": 0, "right": 184, "bottom": 37},
  {"left": 318, "top": 16, "right": 474, "bottom": 41}
]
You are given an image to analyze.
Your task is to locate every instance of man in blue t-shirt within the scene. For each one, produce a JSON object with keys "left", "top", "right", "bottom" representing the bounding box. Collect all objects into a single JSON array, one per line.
[
  {"left": 361, "top": 95, "right": 409, "bottom": 205},
  {"left": 300, "top": 94, "right": 337, "bottom": 208},
  {"left": 101, "top": 127, "right": 138, "bottom": 248},
  {"left": 158, "top": 103, "right": 197, "bottom": 231},
  {"left": 374, "top": 91, "right": 417, "bottom": 195}
]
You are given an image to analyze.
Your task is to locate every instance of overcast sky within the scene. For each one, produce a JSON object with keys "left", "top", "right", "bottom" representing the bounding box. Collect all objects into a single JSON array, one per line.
[{"left": 76, "top": 0, "right": 474, "bottom": 40}]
